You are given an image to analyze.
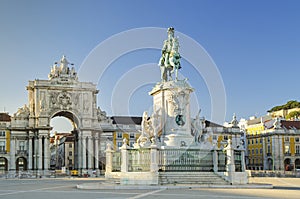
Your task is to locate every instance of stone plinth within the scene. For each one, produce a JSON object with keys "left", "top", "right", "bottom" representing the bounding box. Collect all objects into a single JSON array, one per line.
[{"left": 149, "top": 80, "right": 194, "bottom": 148}]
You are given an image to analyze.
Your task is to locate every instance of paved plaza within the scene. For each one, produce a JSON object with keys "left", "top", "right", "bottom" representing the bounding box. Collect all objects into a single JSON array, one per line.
[{"left": 0, "top": 177, "right": 299, "bottom": 199}]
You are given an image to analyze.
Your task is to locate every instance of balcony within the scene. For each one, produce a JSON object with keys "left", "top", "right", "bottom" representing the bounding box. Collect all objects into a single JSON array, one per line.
[
  {"left": 284, "top": 153, "right": 291, "bottom": 156},
  {"left": 16, "top": 150, "right": 28, "bottom": 156},
  {"left": 295, "top": 153, "right": 300, "bottom": 156}
]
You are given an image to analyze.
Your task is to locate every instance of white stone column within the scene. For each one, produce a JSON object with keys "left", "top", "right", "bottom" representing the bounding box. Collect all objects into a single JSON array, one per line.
[
  {"left": 38, "top": 136, "right": 43, "bottom": 170},
  {"left": 105, "top": 143, "right": 113, "bottom": 175},
  {"left": 241, "top": 150, "right": 246, "bottom": 172},
  {"left": 34, "top": 136, "right": 38, "bottom": 171},
  {"left": 77, "top": 134, "right": 82, "bottom": 171},
  {"left": 28, "top": 136, "right": 33, "bottom": 170},
  {"left": 225, "top": 139, "right": 235, "bottom": 184},
  {"left": 262, "top": 137, "right": 267, "bottom": 170},
  {"left": 213, "top": 148, "right": 218, "bottom": 172},
  {"left": 278, "top": 135, "right": 284, "bottom": 170},
  {"left": 88, "top": 136, "right": 93, "bottom": 169},
  {"left": 44, "top": 136, "right": 49, "bottom": 170},
  {"left": 120, "top": 139, "right": 129, "bottom": 172},
  {"left": 10, "top": 136, "right": 16, "bottom": 171},
  {"left": 94, "top": 136, "right": 99, "bottom": 172},
  {"left": 82, "top": 136, "right": 87, "bottom": 169},
  {"left": 150, "top": 143, "right": 158, "bottom": 172}
]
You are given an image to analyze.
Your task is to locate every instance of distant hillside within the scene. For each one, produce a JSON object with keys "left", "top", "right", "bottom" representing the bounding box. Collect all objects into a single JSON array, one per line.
[{"left": 268, "top": 100, "right": 300, "bottom": 112}]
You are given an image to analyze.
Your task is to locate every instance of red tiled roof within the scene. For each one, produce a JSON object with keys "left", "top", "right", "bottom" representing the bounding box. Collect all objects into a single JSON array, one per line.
[
  {"left": 0, "top": 113, "right": 11, "bottom": 122},
  {"left": 281, "top": 121, "right": 300, "bottom": 129},
  {"left": 111, "top": 116, "right": 142, "bottom": 125}
]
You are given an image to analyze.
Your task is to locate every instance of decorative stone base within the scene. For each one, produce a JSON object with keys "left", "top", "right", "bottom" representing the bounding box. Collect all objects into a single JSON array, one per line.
[
  {"left": 216, "top": 171, "right": 249, "bottom": 185},
  {"left": 119, "top": 172, "right": 158, "bottom": 185}
]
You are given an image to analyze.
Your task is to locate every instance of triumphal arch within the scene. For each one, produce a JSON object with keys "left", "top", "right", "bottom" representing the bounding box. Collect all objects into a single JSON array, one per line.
[{"left": 10, "top": 55, "right": 112, "bottom": 176}]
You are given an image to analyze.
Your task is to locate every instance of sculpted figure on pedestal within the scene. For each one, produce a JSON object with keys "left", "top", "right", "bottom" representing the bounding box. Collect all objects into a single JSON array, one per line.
[{"left": 158, "top": 27, "right": 181, "bottom": 82}]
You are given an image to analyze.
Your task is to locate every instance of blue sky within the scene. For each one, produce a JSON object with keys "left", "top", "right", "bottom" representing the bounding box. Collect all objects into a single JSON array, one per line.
[{"left": 0, "top": 0, "right": 300, "bottom": 128}]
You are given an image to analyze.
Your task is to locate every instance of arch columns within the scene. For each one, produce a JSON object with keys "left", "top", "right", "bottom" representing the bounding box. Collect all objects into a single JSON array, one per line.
[
  {"left": 28, "top": 135, "right": 33, "bottom": 170},
  {"left": 82, "top": 135, "right": 87, "bottom": 170},
  {"left": 38, "top": 135, "right": 43, "bottom": 171},
  {"left": 77, "top": 134, "right": 82, "bottom": 172},
  {"left": 9, "top": 136, "right": 16, "bottom": 171},
  {"left": 87, "top": 136, "right": 93, "bottom": 170},
  {"left": 95, "top": 136, "right": 100, "bottom": 175},
  {"left": 44, "top": 135, "right": 50, "bottom": 173}
]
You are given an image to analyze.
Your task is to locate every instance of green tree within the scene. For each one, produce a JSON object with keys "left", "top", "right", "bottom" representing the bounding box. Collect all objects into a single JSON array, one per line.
[
  {"left": 286, "top": 111, "right": 300, "bottom": 119},
  {"left": 268, "top": 100, "right": 300, "bottom": 112}
]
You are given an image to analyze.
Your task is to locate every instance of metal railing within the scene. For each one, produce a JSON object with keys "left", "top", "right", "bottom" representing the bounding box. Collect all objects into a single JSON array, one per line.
[
  {"left": 158, "top": 149, "right": 213, "bottom": 172},
  {"left": 234, "top": 150, "right": 242, "bottom": 172},
  {"left": 217, "top": 150, "right": 226, "bottom": 172},
  {"left": 112, "top": 152, "right": 121, "bottom": 172},
  {"left": 128, "top": 149, "right": 150, "bottom": 172}
]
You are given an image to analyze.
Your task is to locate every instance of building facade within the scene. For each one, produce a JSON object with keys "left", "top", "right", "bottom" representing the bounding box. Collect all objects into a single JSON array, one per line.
[
  {"left": 0, "top": 113, "right": 11, "bottom": 173},
  {"left": 243, "top": 114, "right": 300, "bottom": 171}
]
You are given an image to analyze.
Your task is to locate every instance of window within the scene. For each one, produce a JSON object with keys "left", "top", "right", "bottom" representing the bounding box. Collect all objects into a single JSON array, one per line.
[
  {"left": 248, "top": 140, "right": 250, "bottom": 145},
  {"left": 296, "top": 137, "right": 300, "bottom": 143},
  {"left": 267, "top": 137, "right": 270, "bottom": 143},
  {"left": 69, "top": 143, "right": 72, "bottom": 148},
  {"left": 285, "top": 136, "right": 290, "bottom": 142},
  {"left": 267, "top": 145, "right": 271, "bottom": 154},
  {"left": 130, "top": 142, "right": 134, "bottom": 147},
  {"left": 252, "top": 139, "right": 254, "bottom": 144},
  {"left": 19, "top": 141, "right": 25, "bottom": 151},
  {"left": 130, "top": 133, "right": 135, "bottom": 139},
  {"left": 296, "top": 145, "right": 300, "bottom": 154},
  {"left": 256, "top": 149, "right": 258, "bottom": 154},
  {"left": 117, "top": 132, "right": 122, "bottom": 139},
  {"left": 252, "top": 149, "right": 254, "bottom": 154},
  {"left": 213, "top": 135, "right": 217, "bottom": 140},
  {"left": 224, "top": 135, "right": 228, "bottom": 140},
  {"left": 256, "top": 139, "right": 258, "bottom": 144},
  {"left": 260, "top": 149, "right": 263, "bottom": 154},
  {"left": 285, "top": 145, "right": 290, "bottom": 154},
  {"left": 0, "top": 141, "right": 5, "bottom": 152},
  {"left": 69, "top": 159, "right": 72, "bottom": 165},
  {"left": 117, "top": 142, "right": 122, "bottom": 147},
  {"left": 0, "top": 131, "right": 5, "bottom": 136},
  {"left": 260, "top": 139, "right": 262, "bottom": 144},
  {"left": 69, "top": 151, "right": 72, "bottom": 156}
]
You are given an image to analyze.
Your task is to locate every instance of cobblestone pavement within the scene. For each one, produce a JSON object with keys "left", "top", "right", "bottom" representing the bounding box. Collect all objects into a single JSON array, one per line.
[{"left": 0, "top": 177, "right": 298, "bottom": 199}]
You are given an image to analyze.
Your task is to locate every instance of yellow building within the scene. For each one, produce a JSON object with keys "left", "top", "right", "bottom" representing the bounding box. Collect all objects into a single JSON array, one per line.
[
  {"left": 245, "top": 115, "right": 300, "bottom": 171},
  {"left": 111, "top": 116, "right": 142, "bottom": 150},
  {"left": 244, "top": 115, "right": 272, "bottom": 170},
  {"left": 261, "top": 120, "right": 300, "bottom": 171}
]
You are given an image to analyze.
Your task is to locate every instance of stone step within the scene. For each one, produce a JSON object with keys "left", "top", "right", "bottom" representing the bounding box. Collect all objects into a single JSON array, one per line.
[{"left": 158, "top": 172, "right": 229, "bottom": 185}]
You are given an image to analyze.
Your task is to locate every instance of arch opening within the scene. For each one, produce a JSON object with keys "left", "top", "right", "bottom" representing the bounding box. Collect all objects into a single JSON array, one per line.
[
  {"left": 49, "top": 111, "right": 80, "bottom": 172},
  {"left": 0, "top": 157, "right": 8, "bottom": 173}
]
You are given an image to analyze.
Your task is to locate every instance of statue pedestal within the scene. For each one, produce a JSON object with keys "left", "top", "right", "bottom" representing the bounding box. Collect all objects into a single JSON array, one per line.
[{"left": 150, "top": 80, "right": 194, "bottom": 148}]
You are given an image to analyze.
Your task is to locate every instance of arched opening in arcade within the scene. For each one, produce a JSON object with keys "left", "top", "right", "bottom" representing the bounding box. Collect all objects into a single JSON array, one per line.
[
  {"left": 284, "top": 158, "right": 293, "bottom": 171},
  {"left": 295, "top": 159, "right": 300, "bottom": 170},
  {"left": 0, "top": 157, "right": 8, "bottom": 173},
  {"left": 16, "top": 157, "right": 27, "bottom": 171},
  {"left": 50, "top": 111, "right": 79, "bottom": 174},
  {"left": 267, "top": 158, "right": 273, "bottom": 170}
]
